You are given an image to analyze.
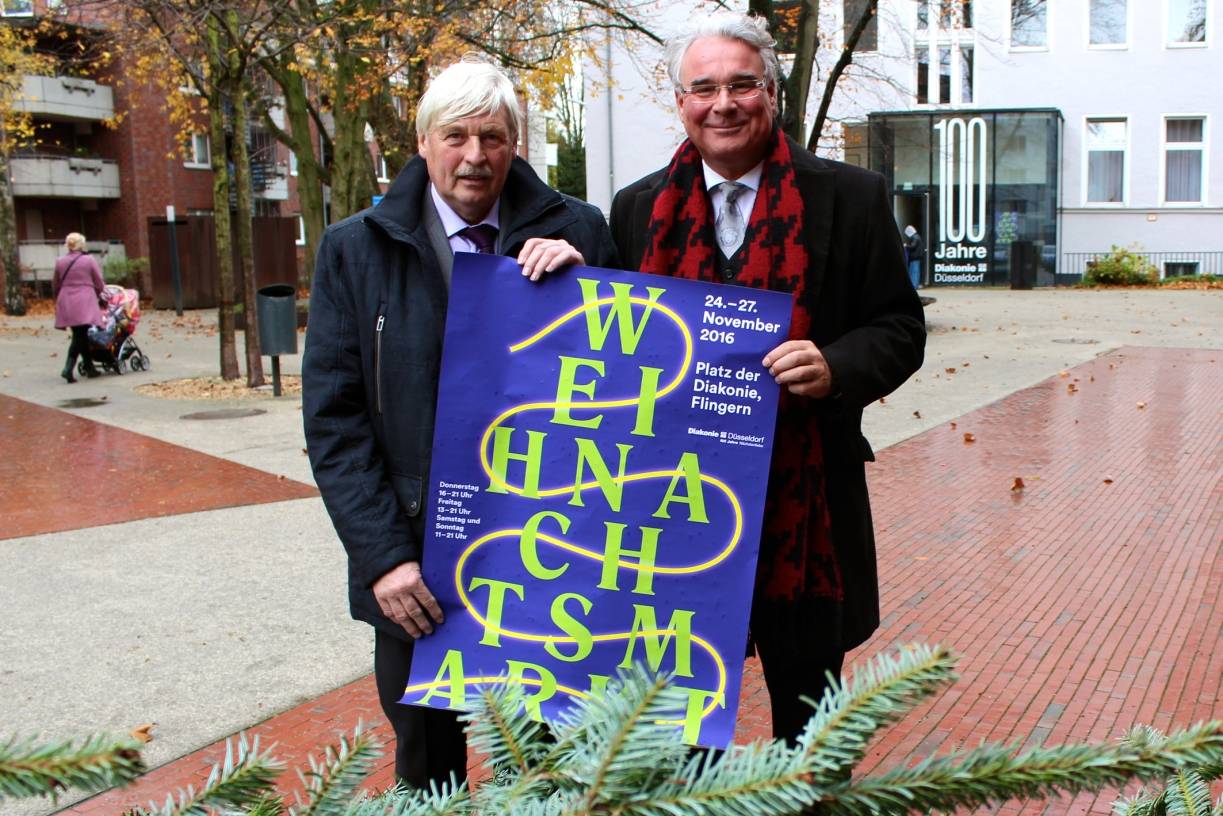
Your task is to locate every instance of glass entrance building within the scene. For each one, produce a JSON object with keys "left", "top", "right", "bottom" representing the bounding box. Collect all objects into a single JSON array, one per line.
[{"left": 849, "top": 109, "right": 1063, "bottom": 287}]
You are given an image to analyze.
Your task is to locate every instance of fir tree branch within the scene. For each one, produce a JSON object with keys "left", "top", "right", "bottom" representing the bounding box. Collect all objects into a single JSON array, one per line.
[
  {"left": 131, "top": 733, "right": 282, "bottom": 816},
  {"left": 0, "top": 734, "right": 145, "bottom": 802},
  {"left": 463, "top": 684, "right": 551, "bottom": 777},
  {"left": 560, "top": 671, "right": 691, "bottom": 813},
  {"left": 797, "top": 643, "right": 957, "bottom": 782},
  {"left": 824, "top": 721, "right": 1223, "bottom": 816},
  {"left": 292, "top": 726, "right": 382, "bottom": 816}
]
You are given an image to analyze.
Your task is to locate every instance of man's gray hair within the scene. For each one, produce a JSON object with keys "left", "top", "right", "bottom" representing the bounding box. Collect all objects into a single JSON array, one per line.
[
  {"left": 416, "top": 56, "right": 523, "bottom": 143},
  {"left": 664, "top": 13, "right": 782, "bottom": 90}
]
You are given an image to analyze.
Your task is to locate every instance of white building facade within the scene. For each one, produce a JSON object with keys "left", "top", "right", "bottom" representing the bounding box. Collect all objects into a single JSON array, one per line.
[{"left": 587, "top": 0, "right": 1223, "bottom": 286}]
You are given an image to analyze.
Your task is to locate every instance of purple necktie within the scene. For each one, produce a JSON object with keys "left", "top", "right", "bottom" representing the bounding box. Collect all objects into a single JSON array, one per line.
[{"left": 458, "top": 224, "right": 498, "bottom": 254}]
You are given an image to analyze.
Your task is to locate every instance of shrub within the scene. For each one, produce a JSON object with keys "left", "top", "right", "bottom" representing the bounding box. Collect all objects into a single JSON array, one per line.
[
  {"left": 102, "top": 256, "right": 150, "bottom": 289},
  {"left": 1082, "top": 245, "right": 1160, "bottom": 287},
  {"left": 2, "top": 646, "right": 1221, "bottom": 815}
]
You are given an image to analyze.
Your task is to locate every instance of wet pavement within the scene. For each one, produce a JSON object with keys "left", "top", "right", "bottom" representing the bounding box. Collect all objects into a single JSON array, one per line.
[
  {"left": 0, "top": 394, "right": 315, "bottom": 540},
  {"left": 55, "top": 344, "right": 1222, "bottom": 816}
]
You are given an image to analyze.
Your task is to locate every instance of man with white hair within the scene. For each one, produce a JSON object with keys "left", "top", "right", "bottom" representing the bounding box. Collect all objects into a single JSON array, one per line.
[
  {"left": 303, "top": 57, "right": 617, "bottom": 789},
  {"left": 611, "top": 14, "right": 924, "bottom": 742}
]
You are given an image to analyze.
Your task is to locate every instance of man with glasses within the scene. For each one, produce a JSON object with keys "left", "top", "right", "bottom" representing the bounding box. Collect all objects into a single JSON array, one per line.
[{"left": 610, "top": 12, "right": 925, "bottom": 742}]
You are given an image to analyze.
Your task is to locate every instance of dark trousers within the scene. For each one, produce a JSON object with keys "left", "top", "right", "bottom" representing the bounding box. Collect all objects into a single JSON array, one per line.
[
  {"left": 373, "top": 628, "right": 468, "bottom": 790},
  {"left": 753, "top": 630, "right": 845, "bottom": 743},
  {"left": 66, "top": 325, "right": 96, "bottom": 373}
]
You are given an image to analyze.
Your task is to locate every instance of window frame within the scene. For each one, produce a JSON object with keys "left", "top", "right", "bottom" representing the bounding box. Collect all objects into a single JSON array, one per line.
[
  {"left": 1009, "top": 0, "right": 1050, "bottom": 50},
  {"left": 184, "top": 132, "right": 211, "bottom": 169},
  {"left": 1082, "top": 115, "right": 1129, "bottom": 207},
  {"left": 1086, "top": 0, "right": 1131, "bottom": 50},
  {"left": 1, "top": 0, "right": 34, "bottom": 17},
  {"left": 1160, "top": 114, "right": 1208, "bottom": 207},
  {"left": 1163, "top": 0, "right": 1210, "bottom": 47},
  {"left": 296, "top": 215, "right": 306, "bottom": 247}
]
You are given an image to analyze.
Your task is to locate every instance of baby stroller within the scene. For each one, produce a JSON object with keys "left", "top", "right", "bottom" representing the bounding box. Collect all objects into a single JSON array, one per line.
[{"left": 79, "top": 285, "right": 151, "bottom": 375}]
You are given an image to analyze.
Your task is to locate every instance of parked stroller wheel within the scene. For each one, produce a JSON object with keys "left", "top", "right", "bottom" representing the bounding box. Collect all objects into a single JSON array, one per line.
[
  {"left": 77, "top": 360, "right": 88, "bottom": 376},
  {"left": 131, "top": 353, "right": 149, "bottom": 372}
]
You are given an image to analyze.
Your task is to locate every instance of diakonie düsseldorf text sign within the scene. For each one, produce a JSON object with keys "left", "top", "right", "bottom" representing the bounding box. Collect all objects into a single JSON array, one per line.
[{"left": 402, "top": 254, "right": 791, "bottom": 747}]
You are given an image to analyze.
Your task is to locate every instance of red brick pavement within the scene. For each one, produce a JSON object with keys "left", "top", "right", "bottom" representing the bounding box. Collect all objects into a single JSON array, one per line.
[
  {"left": 0, "top": 394, "right": 317, "bottom": 540},
  {"left": 62, "top": 347, "right": 1221, "bottom": 815}
]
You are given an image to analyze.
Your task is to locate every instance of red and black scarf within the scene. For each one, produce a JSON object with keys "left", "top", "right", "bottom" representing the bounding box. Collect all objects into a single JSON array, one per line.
[{"left": 639, "top": 129, "right": 842, "bottom": 606}]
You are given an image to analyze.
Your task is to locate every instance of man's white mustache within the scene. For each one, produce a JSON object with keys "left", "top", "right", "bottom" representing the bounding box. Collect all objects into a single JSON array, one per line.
[{"left": 456, "top": 168, "right": 493, "bottom": 180}]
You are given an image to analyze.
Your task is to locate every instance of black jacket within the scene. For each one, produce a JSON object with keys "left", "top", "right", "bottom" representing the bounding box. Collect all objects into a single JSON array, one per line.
[
  {"left": 303, "top": 155, "right": 618, "bottom": 639},
  {"left": 610, "top": 139, "right": 925, "bottom": 651}
]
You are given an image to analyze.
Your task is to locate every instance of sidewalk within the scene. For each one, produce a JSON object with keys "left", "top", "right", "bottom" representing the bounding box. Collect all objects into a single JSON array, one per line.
[{"left": 1, "top": 288, "right": 1219, "bottom": 816}]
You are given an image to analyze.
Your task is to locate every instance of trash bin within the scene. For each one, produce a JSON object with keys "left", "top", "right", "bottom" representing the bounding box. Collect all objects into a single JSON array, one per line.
[
  {"left": 256, "top": 284, "right": 298, "bottom": 356},
  {"left": 1009, "top": 240, "right": 1037, "bottom": 290}
]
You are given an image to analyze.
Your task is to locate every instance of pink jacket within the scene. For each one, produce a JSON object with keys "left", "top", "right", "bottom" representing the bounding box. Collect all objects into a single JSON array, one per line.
[{"left": 53, "top": 251, "right": 105, "bottom": 330}]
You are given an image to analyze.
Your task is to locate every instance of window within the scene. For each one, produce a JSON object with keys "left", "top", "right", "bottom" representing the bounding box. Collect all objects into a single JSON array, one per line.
[
  {"left": 1164, "top": 117, "right": 1205, "bottom": 203},
  {"left": 844, "top": 0, "right": 878, "bottom": 51},
  {"left": 1164, "top": 261, "right": 1199, "bottom": 278},
  {"left": 941, "top": 0, "right": 971, "bottom": 28},
  {"left": 960, "top": 47, "right": 974, "bottom": 103},
  {"left": 185, "top": 133, "right": 211, "bottom": 168},
  {"left": 1090, "top": 0, "right": 1127, "bottom": 46},
  {"left": 289, "top": 149, "right": 298, "bottom": 177},
  {"left": 375, "top": 153, "right": 389, "bottom": 182},
  {"left": 1011, "top": 0, "right": 1047, "bottom": 47},
  {"left": 917, "top": 0, "right": 928, "bottom": 30},
  {"left": 1167, "top": 0, "right": 1207, "bottom": 44},
  {"left": 2, "top": 0, "right": 33, "bottom": 16},
  {"left": 1085, "top": 118, "right": 1126, "bottom": 204},
  {"left": 296, "top": 215, "right": 306, "bottom": 246},
  {"left": 916, "top": 47, "right": 930, "bottom": 103},
  {"left": 938, "top": 47, "right": 952, "bottom": 104}
]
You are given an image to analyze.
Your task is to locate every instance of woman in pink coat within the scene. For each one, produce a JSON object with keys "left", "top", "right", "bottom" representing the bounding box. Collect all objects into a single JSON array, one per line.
[{"left": 53, "top": 232, "right": 105, "bottom": 382}]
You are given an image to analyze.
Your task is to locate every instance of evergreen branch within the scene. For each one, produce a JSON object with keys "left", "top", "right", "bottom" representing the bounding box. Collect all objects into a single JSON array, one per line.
[
  {"left": 1165, "top": 770, "right": 1213, "bottom": 816},
  {"left": 462, "top": 684, "right": 552, "bottom": 777},
  {"left": 825, "top": 721, "right": 1223, "bottom": 816},
  {"left": 293, "top": 727, "right": 383, "bottom": 816},
  {"left": 563, "top": 670, "right": 692, "bottom": 812},
  {"left": 614, "top": 739, "right": 821, "bottom": 816},
  {"left": 798, "top": 643, "right": 957, "bottom": 782},
  {"left": 0, "top": 734, "right": 145, "bottom": 802},
  {"left": 132, "top": 733, "right": 283, "bottom": 816}
]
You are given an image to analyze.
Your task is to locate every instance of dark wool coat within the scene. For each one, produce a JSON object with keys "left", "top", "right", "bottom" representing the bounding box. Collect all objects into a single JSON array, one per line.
[
  {"left": 53, "top": 251, "right": 105, "bottom": 329},
  {"left": 610, "top": 138, "right": 926, "bottom": 652},
  {"left": 303, "top": 155, "right": 618, "bottom": 641}
]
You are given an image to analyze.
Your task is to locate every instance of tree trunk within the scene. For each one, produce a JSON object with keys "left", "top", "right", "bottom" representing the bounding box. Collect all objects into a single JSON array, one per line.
[
  {"left": 0, "top": 144, "right": 26, "bottom": 316},
  {"left": 283, "top": 75, "right": 324, "bottom": 291},
  {"left": 328, "top": 48, "right": 376, "bottom": 222},
  {"left": 229, "top": 75, "right": 265, "bottom": 388},
  {"left": 779, "top": 0, "right": 821, "bottom": 143},
  {"left": 207, "top": 22, "right": 240, "bottom": 380},
  {"left": 807, "top": 0, "right": 879, "bottom": 152}
]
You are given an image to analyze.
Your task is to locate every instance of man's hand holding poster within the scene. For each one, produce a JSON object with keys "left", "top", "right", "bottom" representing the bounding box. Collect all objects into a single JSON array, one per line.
[{"left": 403, "top": 254, "right": 792, "bottom": 748}]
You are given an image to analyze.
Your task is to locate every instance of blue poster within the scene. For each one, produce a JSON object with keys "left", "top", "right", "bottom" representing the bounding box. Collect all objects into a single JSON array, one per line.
[{"left": 403, "top": 253, "right": 792, "bottom": 747}]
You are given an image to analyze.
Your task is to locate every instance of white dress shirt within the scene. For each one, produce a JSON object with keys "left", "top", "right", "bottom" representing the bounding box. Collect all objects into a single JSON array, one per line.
[
  {"left": 429, "top": 184, "right": 501, "bottom": 254},
  {"left": 703, "top": 160, "right": 764, "bottom": 251}
]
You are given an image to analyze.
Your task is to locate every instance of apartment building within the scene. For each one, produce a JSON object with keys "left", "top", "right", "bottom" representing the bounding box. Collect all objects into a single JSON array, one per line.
[
  {"left": 2, "top": 1, "right": 330, "bottom": 297},
  {"left": 586, "top": 0, "right": 1222, "bottom": 286}
]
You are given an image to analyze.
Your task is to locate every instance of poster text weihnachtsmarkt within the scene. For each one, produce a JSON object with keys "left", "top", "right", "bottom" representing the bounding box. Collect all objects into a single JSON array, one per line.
[{"left": 402, "top": 254, "right": 792, "bottom": 747}]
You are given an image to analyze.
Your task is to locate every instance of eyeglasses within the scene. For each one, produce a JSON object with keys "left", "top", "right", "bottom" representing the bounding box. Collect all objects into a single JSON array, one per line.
[{"left": 679, "top": 78, "right": 767, "bottom": 103}]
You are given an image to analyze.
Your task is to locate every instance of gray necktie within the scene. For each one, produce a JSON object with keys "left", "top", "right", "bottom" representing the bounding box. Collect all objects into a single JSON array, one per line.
[{"left": 715, "top": 181, "right": 747, "bottom": 257}]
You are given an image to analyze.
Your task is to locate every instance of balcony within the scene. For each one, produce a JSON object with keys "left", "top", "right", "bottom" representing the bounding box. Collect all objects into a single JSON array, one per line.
[
  {"left": 9, "top": 154, "right": 120, "bottom": 199},
  {"left": 18, "top": 240, "right": 125, "bottom": 288},
  {"left": 12, "top": 75, "right": 115, "bottom": 122}
]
